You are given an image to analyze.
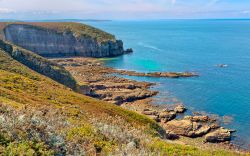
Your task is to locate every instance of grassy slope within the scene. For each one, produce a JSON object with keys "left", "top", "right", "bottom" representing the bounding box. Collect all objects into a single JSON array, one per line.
[
  {"left": 0, "top": 39, "right": 77, "bottom": 90},
  {"left": 0, "top": 50, "right": 246, "bottom": 155},
  {"left": 0, "top": 22, "right": 115, "bottom": 43}
]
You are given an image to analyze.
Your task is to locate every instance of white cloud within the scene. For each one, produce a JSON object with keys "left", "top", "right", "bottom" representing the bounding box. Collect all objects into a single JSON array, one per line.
[
  {"left": 0, "top": 0, "right": 249, "bottom": 19},
  {"left": 0, "top": 8, "right": 15, "bottom": 14},
  {"left": 241, "top": 10, "right": 250, "bottom": 14}
]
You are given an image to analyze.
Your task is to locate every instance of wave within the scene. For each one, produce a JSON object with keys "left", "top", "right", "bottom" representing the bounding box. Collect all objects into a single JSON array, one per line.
[{"left": 138, "top": 42, "right": 163, "bottom": 52}]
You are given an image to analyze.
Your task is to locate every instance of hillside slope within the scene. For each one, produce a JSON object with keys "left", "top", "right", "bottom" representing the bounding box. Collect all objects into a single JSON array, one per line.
[
  {"left": 0, "top": 39, "right": 77, "bottom": 90},
  {"left": 0, "top": 49, "right": 245, "bottom": 155},
  {"left": 0, "top": 22, "right": 128, "bottom": 57}
]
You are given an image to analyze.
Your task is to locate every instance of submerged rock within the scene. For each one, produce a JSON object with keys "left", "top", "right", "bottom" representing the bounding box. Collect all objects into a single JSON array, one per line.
[{"left": 217, "top": 64, "right": 228, "bottom": 68}]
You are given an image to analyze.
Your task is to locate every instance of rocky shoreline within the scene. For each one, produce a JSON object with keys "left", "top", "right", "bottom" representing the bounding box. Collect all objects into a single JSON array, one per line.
[
  {"left": 116, "top": 70, "right": 198, "bottom": 78},
  {"left": 51, "top": 57, "right": 247, "bottom": 152}
]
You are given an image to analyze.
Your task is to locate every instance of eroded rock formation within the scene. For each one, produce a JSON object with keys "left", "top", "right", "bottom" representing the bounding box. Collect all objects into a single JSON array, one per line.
[{"left": 2, "top": 23, "right": 128, "bottom": 57}]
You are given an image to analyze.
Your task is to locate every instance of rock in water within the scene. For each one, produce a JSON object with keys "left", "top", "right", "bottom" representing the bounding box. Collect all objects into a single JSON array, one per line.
[
  {"left": 205, "top": 128, "right": 231, "bottom": 143},
  {"left": 184, "top": 115, "right": 210, "bottom": 122},
  {"left": 174, "top": 105, "right": 187, "bottom": 113},
  {"left": 124, "top": 48, "right": 133, "bottom": 54}
]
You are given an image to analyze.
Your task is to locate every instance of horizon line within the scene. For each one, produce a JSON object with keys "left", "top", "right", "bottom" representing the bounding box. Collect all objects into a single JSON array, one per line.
[{"left": 1, "top": 18, "right": 250, "bottom": 22}]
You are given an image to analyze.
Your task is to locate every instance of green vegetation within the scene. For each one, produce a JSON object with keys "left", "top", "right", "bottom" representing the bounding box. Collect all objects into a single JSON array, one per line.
[
  {"left": 148, "top": 139, "right": 243, "bottom": 156},
  {"left": 0, "top": 47, "right": 247, "bottom": 155},
  {"left": 4, "top": 141, "right": 54, "bottom": 156},
  {"left": 0, "top": 22, "right": 116, "bottom": 43}
]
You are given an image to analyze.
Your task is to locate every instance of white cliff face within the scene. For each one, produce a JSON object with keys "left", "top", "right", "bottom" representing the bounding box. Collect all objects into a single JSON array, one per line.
[{"left": 4, "top": 24, "right": 124, "bottom": 57}]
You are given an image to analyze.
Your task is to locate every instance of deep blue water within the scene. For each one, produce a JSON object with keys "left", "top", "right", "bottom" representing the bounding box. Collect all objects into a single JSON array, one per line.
[{"left": 84, "top": 20, "right": 250, "bottom": 147}]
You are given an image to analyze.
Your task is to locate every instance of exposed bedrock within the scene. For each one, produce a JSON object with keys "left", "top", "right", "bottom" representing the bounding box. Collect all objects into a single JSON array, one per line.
[{"left": 3, "top": 24, "right": 127, "bottom": 57}]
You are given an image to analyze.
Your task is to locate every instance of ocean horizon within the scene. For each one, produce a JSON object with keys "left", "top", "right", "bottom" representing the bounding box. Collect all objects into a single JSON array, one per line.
[{"left": 85, "top": 19, "right": 250, "bottom": 148}]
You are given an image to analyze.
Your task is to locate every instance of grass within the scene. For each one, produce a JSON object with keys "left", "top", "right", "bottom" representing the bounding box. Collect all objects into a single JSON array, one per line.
[
  {"left": 0, "top": 22, "right": 116, "bottom": 43},
  {"left": 0, "top": 48, "right": 248, "bottom": 155}
]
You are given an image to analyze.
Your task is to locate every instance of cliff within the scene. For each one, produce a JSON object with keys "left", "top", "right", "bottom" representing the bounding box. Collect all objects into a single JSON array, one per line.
[
  {"left": 0, "top": 39, "right": 77, "bottom": 90},
  {"left": 0, "top": 22, "right": 128, "bottom": 57}
]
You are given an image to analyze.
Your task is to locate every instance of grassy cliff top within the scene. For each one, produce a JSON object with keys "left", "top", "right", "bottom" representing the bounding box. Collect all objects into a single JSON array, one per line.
[{"left": 0, "top": 22, "right": 116, "bottom": 43}]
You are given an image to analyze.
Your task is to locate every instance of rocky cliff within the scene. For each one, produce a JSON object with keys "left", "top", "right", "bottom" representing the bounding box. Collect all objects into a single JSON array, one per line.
[
  {"left": 0, "top": 39, "right": 77, "bottom": 90},
  {"left": 0, "top": 22, "right": 128, "bottom": 57}
]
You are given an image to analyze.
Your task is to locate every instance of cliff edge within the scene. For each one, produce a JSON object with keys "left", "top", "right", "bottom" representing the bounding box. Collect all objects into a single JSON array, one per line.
[{"left": 0, "top": 22, "right": 129, "bottom": 57}]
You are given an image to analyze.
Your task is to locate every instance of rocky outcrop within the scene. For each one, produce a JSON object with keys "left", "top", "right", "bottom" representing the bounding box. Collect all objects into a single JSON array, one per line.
[
  {"left": 163, "top": 118, "right": 213, "bottom": 138},
  {"left": 163, "top": 119, "right": 195, "bottom": 137},
  {"left": 52, "top": 57, "right": 159, "bottom": 105},
  {"left": 174, "top": 105, "right": 187, "bottom": 113},
  {"left": 162, "top": 115, "right": 233, "bottom": 142},
  {"left": 51, "top": 57, "right": 237, "bottom": 145},
  {"left": 2, "top": 23, "right": 128, "bottom": 58},
  {"left": 117, "top": 70, "right": 198, "bottom": 78},
  {"left": 205, "top": 128, "right": 232, "bottom": 143}
]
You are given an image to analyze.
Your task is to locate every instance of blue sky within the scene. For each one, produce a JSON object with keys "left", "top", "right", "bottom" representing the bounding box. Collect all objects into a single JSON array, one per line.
[{"left": 0, "top": 0, "right": 250, "bottom": 20}]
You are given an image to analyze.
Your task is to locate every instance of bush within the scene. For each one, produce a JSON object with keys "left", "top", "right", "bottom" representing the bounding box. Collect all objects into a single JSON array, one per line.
[{"left": 4, "top": 141, "right": 54, "bottom": 156}]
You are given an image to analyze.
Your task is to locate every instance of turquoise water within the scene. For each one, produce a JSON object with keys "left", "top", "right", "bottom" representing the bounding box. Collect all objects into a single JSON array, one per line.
[{"left": 84, "top": 20, "right": 250, "bottom": 148}]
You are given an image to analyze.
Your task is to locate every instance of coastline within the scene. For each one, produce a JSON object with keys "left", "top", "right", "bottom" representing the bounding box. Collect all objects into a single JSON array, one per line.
[{"left": 51, "top": 57, "right": 249, "bottom": 153}]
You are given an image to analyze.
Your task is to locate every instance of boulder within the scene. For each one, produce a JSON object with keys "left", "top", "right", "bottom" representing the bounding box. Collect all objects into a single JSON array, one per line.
[
  {"left": 185, "top": 115, "right": 210, "bottom": 122},
  {"left": 163, "top": 119, "right": 194, "bottom": 137},
  {"left": 174, "top": 105, "right": 187, "bottom": 113},
  {"left": 194, "top": 125, "right": 211, "bottom": 136},
  {"left": 159, "top": 111, "right": 176, "bottom": 122},
  {"left": 164, "top": 119, "right": 211, "bottom": 137},
  {"left": 205, "top": 128, "right": 231, "bottom": 143},
  {"left": 210, "top": 123, "right": 220, "bottom": 129},
  {"left": 192, "top": 116, "right": 209, "bottom": 122},
  {"left": 123, "top": 90, "right": 158, "bottom": 102}
]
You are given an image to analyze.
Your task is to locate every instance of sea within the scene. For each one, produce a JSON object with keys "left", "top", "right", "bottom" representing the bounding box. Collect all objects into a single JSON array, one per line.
[{"left": 84, "top": 19, "right": 250, "bottom": 148}]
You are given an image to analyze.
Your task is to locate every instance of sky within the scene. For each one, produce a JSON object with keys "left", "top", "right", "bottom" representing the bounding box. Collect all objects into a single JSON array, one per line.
[{"left": 0, "top": 0, "right": 250, "bottom": 20}]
